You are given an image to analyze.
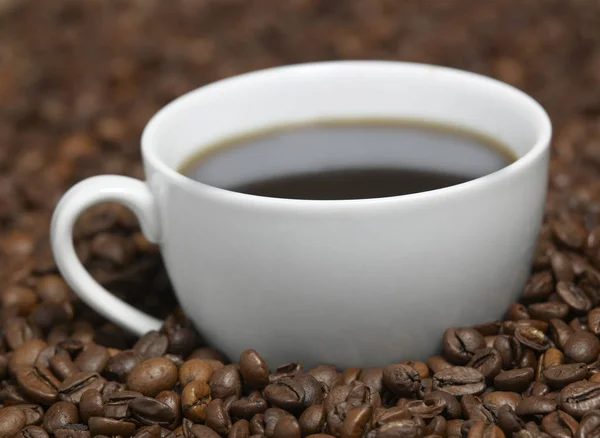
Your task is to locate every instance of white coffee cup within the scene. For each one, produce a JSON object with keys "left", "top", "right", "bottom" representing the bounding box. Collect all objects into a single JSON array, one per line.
[{"left": 51, "top": 61, "right": 551, "bottom": 368}]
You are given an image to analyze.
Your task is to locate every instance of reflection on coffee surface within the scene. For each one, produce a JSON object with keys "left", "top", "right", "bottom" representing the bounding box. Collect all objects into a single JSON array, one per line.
[{"left": 179, "top": 119, "right": 516, "bottom": 200}]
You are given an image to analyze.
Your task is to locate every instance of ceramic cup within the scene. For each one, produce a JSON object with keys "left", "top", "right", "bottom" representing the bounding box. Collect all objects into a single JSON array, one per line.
[{"left": 51, "top": 61, "right": 552, "bottom": 368}]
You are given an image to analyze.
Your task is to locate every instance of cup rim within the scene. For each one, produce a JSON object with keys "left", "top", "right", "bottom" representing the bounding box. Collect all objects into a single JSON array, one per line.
[{"left": 141, "top": 60, "right": 552, "bottom": 207}]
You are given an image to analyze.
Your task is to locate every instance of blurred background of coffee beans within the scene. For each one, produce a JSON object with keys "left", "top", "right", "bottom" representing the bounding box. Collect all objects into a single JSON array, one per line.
[{"left": 2, "top": 1, "right": 600, "bottom": 436}]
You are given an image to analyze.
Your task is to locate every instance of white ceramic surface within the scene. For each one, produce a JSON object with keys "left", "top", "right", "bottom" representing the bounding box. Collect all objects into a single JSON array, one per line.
[{"left": 51, "top": 61, "right": 552, "bottom": 368}]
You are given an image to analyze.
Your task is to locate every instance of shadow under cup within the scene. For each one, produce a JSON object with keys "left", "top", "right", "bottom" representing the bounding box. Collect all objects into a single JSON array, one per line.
[{"left": 144, "top": 62, "right": 554, "bottom": 367}]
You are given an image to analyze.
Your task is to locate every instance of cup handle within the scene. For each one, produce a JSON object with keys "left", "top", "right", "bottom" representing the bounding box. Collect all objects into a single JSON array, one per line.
[{"left": 51, "top": 175, "right": 163, "bottom": 336}]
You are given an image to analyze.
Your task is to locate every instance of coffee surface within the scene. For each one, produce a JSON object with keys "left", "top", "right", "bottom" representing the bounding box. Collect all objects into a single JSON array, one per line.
[{"left": 179, "top": 120, "right": 515, "bottom": 200}]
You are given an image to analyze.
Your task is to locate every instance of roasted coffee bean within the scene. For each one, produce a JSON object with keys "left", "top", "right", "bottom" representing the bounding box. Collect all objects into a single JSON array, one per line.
[
  {"left": 466, "top": 421, "right": 505, "bottom": 438},
  {"left": 307, "top": 366, "right": 342, "bottom": 393},
  {"left": 494, "top": 336, "right": 523, "bottom": 369},
  {"left": 133, "top": 425, "right": 162, "bottom": 438},
  {"left": 16, "top": 366, "right": 59, "bottom": 405},
  {"left": 460, "top": 395, "right": 494, "bottom": 422},
  {"left": 504, "top": 319, "right": 549, "bottom": 336},
  {"left": 372, "top": 407, "right": 411, "bottom": 426},
  {"left": 5, "top": 318, "right": 42, "bottom": 352},
  {"left": 559, "top": 380, "right": 600, "bottom": 417},
  {"left": 134, "top": 331, "right": 169, "bottom": 359},
  {"left": 161, "top": 312, "right": 197, "bottom": 357},
  {"left": 228, "top": 420, "right": 250, "bottom": 438},
  {"left": 589, "top": 308, "right": 600, "bottom": 336},
  {"left": 272, "top": 416, "right": 301, "bottom": 438},
  {"left": 551, "top": 252, "right": 576, "bottom": 282},
  {"left": 88, "top": 416, "right": 136, "bottom": 437},
  {"left": 264, "top": 377, "right": 305, "bottom": 412},
  {"left": 73, "top": 343, "right": 109, "bottom": 374},
  {"left": 188, "top": 348, "right": 225, "bottom": 362},
  {"left": 474, "top": 322, "right": 502, "bottom": 337},
  {"left": 270, "top": 363, "right": 303, "bottom": 383},
  {"left": 42, "top": 401, "right": 79, "bottom": 434},
  {"left": 205, "top": 399, "right": 232, "bottom": 435},
  {"left": 0, "top": 381, "right": 29, "bottom": 405},
  {"left": 432, "top": 367, "right": 486, "bottom": 397},
  {"left": 553, "top": 220, "right": 586, "bottom": 250},
  {"left": 569, "top": 317, "right": 588, "bottom": 333},
  {"left": 0, "top": 406, "right": 27, "bottom": 437},
  {"left": 524, "top": 272, "right": 554, "bottom": 302},
  {"left": 29, "top": 303, "right": 73, "bottom": 332},
  {"left": 249, "top": 413, "right": 266, "bottom": 436},
  {"left": 515, "top": 396, "right": 558, "bottom": 416},
  {"left": 2, "top": 286, "right": 38, "bottom": 315},
  {"left": 179, "top": 359, "right": 215, "bottom": 386},
  {"left": 79, "top": 389, "right": 104, "bottom": 423},
  {"left": 541, "top": 348, "right": 566, "bottom": 370},
  {"left": 293, "top": 373, "right": 323, "bottom": 408},
  {"left": 264, "top": 408, "right": 293, "bottom": 438},
  {"left": 493, "top": 368, "right": 534, "bottom": 393},
  {"left": 128, "top": 396, "right": 176, "bottom": 427},
  {"left": 368, "top": 418, "right": 426, "bottom": 438},
  {"left": 548, "top": 319, "right": 574, "bottom": 350},
  {"left": 541, "top": 410, "right": 578, "bottom": 438},
  {"left": 341, "top": 368, "right": 361, "bottom": 386},
  {"left": 443, "top": 328, "right": 487, "bottom": 365},
  {"left": 105, "top": 350, "right": 145, "bottom": 383},
  {"left": 17, "top": 426, "right": 50, "bottom": 438},
  {"left": 127, "top": 358, "right": 178, "bottom": 397},
  {"left": 382, "top": 363, "right": 421, "bottom": 396},
  {"left": 338, "top": 405, "right": 371, "bottom": 438},
  {"left": 9, "top": 339, "right": 48, "bottom": 375},
  {"left": 563, "top": 331, "right": 600, "bottom": 363},
  {"left": 506, "top": 303, "right": 531, "bottom": 321},
  {"left": 36, "top": 276, "right": 70, "bottom": 303},
  {"left": 405, "top": 396, "right": 445, "bottom": 419},
  {"left": 299, "top": 405, "right": 326, "bottom": 436},
  {"left": 482, "top": 392, "right": 521, "bottom": 411},
  {"left": 467, "top": 348, "right": 502, "bottom": 381},
  {"left": 14, "top": 403, "right": 44, "bottom": 426},
  {"left": 57, "top": 371, "right": 105, "bottom": 404},
  {"left": 186, "top": 424, "right": 221, "bottom": 438},
  {"left": 230, "top": 395, "right": 268, "bottom": 420},
  {"left": 428, "top": 356, "right": 454, "bottom": 374},
  {"left": 182, "top": 380, "right": 212, "bottom": 422},
  {"left": 210, "top": 364, "right": 242, "bottom": 400},
  {"left": 529, "top": 303, "right": 570, "bottom": 322},
  {"left": 425, "top": 391, "right": 462, "bottom": 419},
  {"left": 557, "top": 282, "right": 593, "bottom": 313},
  {"left": 496, "top": 405, "right": 525, "bottom": 435},
  {"left": 358, "top": 368, "right": 383, "bottom": 393},
  {"left": 543, "top": 363, "right": 588, "bottom": 388},
  {"left": 576, "top": 410, "right": 600, "bottom": 438},
  {"left": 515, "top": 326, "right": 551, "bottom": 351},
  {"left": 156, "top": 390, "right": 181, "bottom": 428},
  {"left": 49, "top": 355, "right": 79, "bottom": 381},
  {"left": 240, "top": 350, "right": 270, "bottom": 390},
  {"left": 426, "top": 416, "right": 447, "bottom": 436}
]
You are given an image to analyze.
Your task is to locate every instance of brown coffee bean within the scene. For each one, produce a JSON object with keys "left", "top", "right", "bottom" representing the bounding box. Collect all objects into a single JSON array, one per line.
[
  {"left": 569, "top": 317, "right": 588, "bottom": 333},
  {"left": 542, "top": 348, "right": 566, "bottom": 370},
  {"left": 0, "top": 406, "right": 27, "bottom": 437},
  {"left": 12, "top": 403, "right": 44, "bottom": 426},
  {"left": 187, "top": 348, "right": 225, "bottom": 362},
  {"left": 576, "top": 410, "right": 600, "bottom": 438},
  {"left": 524, "top": 271, "right": 554, "bottom": 302},
  {"left": 467, "top": 348, "right": 503, "bottom": 381},
  {"left": 482, "top": 392, "right": 521, "bottom": 411},
  {"left": 506, "top": 303, "right": 531, "bottom": 321},
  {"left": 16, "top": 366, "right": 59, "bottom": 405},
  {"left": 9, "top": 339, "right": 47, "bottom": 376},
  {"left": 182, "top": 380, "right": 212, "bottom": 422},
  {"left": 370, "top": 418, "right": 426, "bottom": 438},
  {"left": 74, "top": 343, "right": 109, "bottom": 374},
  {"left": 179, "top": 359, "right": 214, "bottom": 386},
  {"left": 240, "top": 350, "right": 270, "bottom": 390},
  {"left": 551, "top": 252, "right": 576, "bottom": 282},
  {"left": 425, "top": 391, "right": 462, "bottom": 419},
  {"left": 90, "top": 232, "right": 135, "bottom": 265},
  {"left": 88, "top": 416, "right": 136, "bottom": 437},
  {"left": 102, "top": 390, "right": 141, "bottom": 420},
  {"left": 206, "top": 399, "right": 232, "bottom": 435},
  {"left": 53, "top": 426, "right": 91, "bottom": 438},
  {"left": 128, "top": 396, "right": 176, "bottom": 427},
  {"left": 273, "top": 416, "right": 301, "bottom": 438},
  {"left": 496, "top": 405, "right": 525, "bottom": 436},
  {"left": 341, "top": 368, "right": 361, "bottom": 386},
  {"left": 307, "top": 366, "right": 341, "bottom": 393},
  {"left": 338, "top": 405, "right": 371, "bottom": 438},
  {"left": 48, "top": 354, "right": 79, "bottom": 381},
  {"left": 549, "top": 319, "right": 574, "bottom": 350},
  {"left": 270, "top": 363, "right": 303, "bottom": 383},
  {"left": 557, "top": 282, "right": 593, "bottom": 313},
  {"left": 515, "top": 396, "right": 558, "bottom": 416},
  {"left": 264, "top": 408, "right": 293, "bottom": 438},
  {"left": 494, "top": 368, "right": 535, "bottom": 393},
  {"left": 358, "top": 368, "right": 383, "bottom": 393},
  {"left": 564, "top": 331, "right": 600, "bottom": 363},
  {"left": 228, "top": 420, "right": 250, "bottom": 438},
  {"left": 2, "top": 286, "right": 38, "bottom": 315},
  {"left": 541, "top": 410, "right": 578, "bottom": 438},
  {"left": 230, "top": 396, "right": 268, "bottom": 420},
  {"left": 382, "top": 364, "right": 421, "bottom": 395},
  {"left": 42, "top": 401, "right": 79, "bottom": 434},
  {"left": 467, "top": 421, "right": 505, "bottom": 438},
  {"left": 544, "top": 363, "right": 588, "bottom": 388},
  {"left": 515, "top": 326, "right": 551, "bottom": 351},
  {"left": 210, "top": 364, "right": 242, "bottom": 400},
  {"left": 127, "top": 357, "right": 178, "bottom": 397},
  {"left": 57, "top": 371, "right": 105, "bottom": 404},
  {"left": 427, "top": 356, "right": 454, "bottom": 374},
  {"left": 443, "top": 328, "right": 487, "bottom": 365},
  {"left": 373, "top": 407, "right": 411, "bottom": 426},
  {"left": 405, "top": 396, "right": 445, "bottom": 419},
  {"left": 187, "top": 424, "right": 222, "bottom": 438},
  {"left": 5, "top": 317, "right": 43, "bottom": 351},
  {"left": 553, "top": 219, "right": 586, "bottom": 250},
  {"left": 299, "top": 405, "right": 325, "bottom": 436},
  {"left": 249, "top": 413, "right": 266, "bottom": 436},
  {"left": 79, "top": 389, "right": 104, "bottom": 423},
  {"left": 264, "top": 377, "right": 305, "bottom": 412},
  {"left": 36, "top": 276, "right": 70, "bottom": 303},
  {"left": 589, "top": 308, "right": 600, "bottom": 336},
  {"left": 560, "top": 380, "right": 600, "bottom": 417},
  {"left": 493, "top": 335, "right": 523, "bottom": 370},
  {"left": 432, "top": 367, "right": 486, "bottom": 397},
  {"left": 17, "top": 426, "right": 50, "bottom": 438},
  {"left": 133, "top": 425, "right": 162, "bottom": 438},
  {"left": 529, "top": 302, "right": 570, "bottom": 322},
  {"left": 105, "top": 350, "right": 144, "bottom": 383},
  {"left": 133, "top": 331, "right": 169, "bottom": 359}
]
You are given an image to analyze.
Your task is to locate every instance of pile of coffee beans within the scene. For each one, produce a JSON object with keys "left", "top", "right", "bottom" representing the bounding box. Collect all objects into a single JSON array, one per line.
[{"left": 2, "top": 0, "right": 600, "bottom": 436}]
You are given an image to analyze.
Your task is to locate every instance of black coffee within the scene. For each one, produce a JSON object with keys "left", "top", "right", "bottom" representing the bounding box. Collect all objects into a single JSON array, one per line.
[{"left": 179, "top": 119, "right": 515, "bottom": 200}]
